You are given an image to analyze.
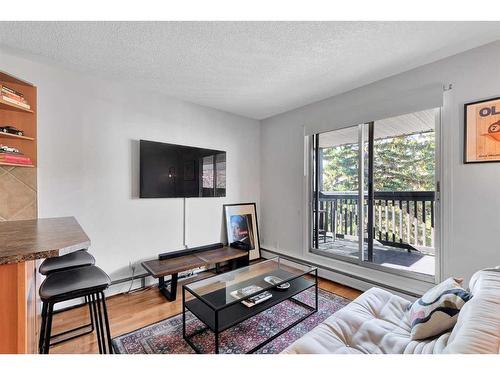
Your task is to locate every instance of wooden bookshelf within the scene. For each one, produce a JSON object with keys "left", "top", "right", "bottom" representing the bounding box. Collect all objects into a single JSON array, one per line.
[
  {"left": 0, "top": 70, "right": 38, "bottom": 354},
  {"left": 0, "top": 71, "right": 37, "bottom": 167}
]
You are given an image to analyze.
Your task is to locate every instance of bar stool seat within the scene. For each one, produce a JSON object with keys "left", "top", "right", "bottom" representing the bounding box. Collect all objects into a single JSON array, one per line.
[
  {"left": 39, "top": 265, "right": 112, "bottom": 354},
  {"left": 39, "top": 249, "right": 95, "bottom": 276},
  {"left": 40, "top": 265, "right": 110, "bottom": 301}
]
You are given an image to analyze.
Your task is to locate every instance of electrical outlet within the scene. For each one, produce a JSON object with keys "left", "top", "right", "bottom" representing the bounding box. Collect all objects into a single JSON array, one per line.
[{"left": 129, "top": 261, "right": 136, "bottom": 274}]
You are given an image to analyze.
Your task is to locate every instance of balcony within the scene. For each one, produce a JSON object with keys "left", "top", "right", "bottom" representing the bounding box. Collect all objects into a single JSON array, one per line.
[{"left": 315, "top": 190, "right": 435, "bottom": 276}]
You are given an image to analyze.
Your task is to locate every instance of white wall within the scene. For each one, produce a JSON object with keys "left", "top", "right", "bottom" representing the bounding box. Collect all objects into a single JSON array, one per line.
[
  {"left": 0, "top": 48, "right": 261, "bottom": 293},
  {"left": 3, "top": 40, "right": 500, "bottom": 299},
  {"left": 260, "top": 40, "right": 500, "bottom": 295}
]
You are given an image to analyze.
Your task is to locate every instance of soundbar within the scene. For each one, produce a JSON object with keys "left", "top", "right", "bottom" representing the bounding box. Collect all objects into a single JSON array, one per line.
[{"left": 158, "top": 242, "right": 224, "bottom": 260}]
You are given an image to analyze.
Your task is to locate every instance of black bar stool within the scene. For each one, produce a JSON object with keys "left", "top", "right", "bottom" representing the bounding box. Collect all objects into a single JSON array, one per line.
[
  {"left": 39, "top": 249, "right": 95, "bottom": 275},
  {"left": 38, "top": 249, "right": 96, "bottom": 351},
  {"left": 39, "top": 265, "right": 112, "bottom": 354}
]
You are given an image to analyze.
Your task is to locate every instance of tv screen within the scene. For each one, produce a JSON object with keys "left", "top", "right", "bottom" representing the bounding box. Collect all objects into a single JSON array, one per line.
[{"left": 139, "top": 140, "right": 226, "bottom": 198}]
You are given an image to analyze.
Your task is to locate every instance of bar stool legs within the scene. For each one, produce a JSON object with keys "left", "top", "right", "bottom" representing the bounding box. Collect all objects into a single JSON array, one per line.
[
  {"left": 100, "top": 292, "right": 113, "bottom": 352},
  {"left": 39, "top": 292, "right": 112, "bottom": 354},
  {"left": 89, "top": 292, "right": 113, "bottom": 354},
  {"left": 42, "top": 302, "right": 54, "bottom": 354},
  {"left": 38, "top": 297, "right": 95, "bottom": 353},
  {"left": 88, "top": 294, "right": 99, "bottom": 353}
]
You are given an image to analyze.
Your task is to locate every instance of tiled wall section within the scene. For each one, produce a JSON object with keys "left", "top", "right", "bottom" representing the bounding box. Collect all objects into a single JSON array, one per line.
[{"left": 0, "top": 166, "right": 37, "bottom": 221}]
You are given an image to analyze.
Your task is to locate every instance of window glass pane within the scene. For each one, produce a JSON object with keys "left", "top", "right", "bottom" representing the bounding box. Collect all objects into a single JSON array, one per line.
[
  {"left": 370, "top": 109, "right": 437, "bottom": 276},
  {"left": 312, "top": 125, "right": 360, "bottom": 260}
]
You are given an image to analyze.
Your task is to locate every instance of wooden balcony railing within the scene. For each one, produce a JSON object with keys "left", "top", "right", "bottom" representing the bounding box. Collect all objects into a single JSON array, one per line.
[{"left": 317, "top": 191, "right": 435, "bottom": 255}]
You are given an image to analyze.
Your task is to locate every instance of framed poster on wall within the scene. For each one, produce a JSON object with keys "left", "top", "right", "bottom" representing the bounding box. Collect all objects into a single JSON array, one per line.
[{"left": 464, "top": 96, "right": 500, "bottom": 163}]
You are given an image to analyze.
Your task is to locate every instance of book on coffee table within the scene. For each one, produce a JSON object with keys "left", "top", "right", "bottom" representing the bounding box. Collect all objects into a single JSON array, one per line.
[{"left": 230, "top": 285, "right": 272, "bottom": 307}]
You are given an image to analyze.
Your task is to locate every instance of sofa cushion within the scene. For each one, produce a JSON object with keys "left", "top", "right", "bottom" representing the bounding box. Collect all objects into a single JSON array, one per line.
[
  {"left": 283, "top": 287, "right": 454, "bottom": 354},
  {"left": 408, "top": 277, "right": 472, "bottom": 340},
  {"left": 442, "top": 268, "right": 500, "bottom": 354},
  {"left": 284, "top": 287, "right": 441, "bottom": 354},
  {"left": 282, "top": 268, "right": 500, "bottom": 354}
]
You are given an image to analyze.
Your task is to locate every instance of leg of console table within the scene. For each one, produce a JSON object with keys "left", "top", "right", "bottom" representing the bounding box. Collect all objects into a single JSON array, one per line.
[
  {"left": 235, "top": 254, "right": 249, "bottom": 269},
  {"left": 158, "top": 273, "right": 178, "bottom": 301},
  {"left": 170, "top": 273, "right": 178, "bottom": 298},
  {"left": 158, "top": 276, "right": 165, "bottom": 296}
]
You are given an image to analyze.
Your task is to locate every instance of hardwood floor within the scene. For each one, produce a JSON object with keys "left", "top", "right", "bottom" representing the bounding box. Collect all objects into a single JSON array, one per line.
[{"left": 49, "top": 272, "right": 361, "bottom": 354}]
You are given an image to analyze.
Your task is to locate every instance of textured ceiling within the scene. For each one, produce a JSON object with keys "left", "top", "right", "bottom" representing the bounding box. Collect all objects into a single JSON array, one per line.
[{"left": 1, "top": 22, "right": 500, "bottom": 119}]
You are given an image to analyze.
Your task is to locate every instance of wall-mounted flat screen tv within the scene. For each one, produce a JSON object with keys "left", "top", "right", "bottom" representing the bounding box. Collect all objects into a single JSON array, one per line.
[{"left": 139, "top": 140, "right": 226, "bottom": 198}]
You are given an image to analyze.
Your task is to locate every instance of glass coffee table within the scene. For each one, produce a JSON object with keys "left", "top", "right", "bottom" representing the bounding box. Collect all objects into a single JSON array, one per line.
[{"left": 182, "top": 257, "right": 318, "bottom": 354}]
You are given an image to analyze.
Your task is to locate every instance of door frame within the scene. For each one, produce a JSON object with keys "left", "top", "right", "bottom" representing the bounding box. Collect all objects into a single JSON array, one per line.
[{"left": 308, "top": 109, "right": 442, "bottom": 284}]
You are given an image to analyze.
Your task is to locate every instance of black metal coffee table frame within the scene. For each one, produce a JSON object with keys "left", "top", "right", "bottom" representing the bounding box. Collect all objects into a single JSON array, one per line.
[{"left": 182, "top": 260, "right": 318, "bottom": 354}]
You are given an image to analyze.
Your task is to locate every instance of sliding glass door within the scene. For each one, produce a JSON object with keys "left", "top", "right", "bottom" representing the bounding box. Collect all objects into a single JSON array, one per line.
[
  {"left": 311, "top": 108, "right": 439, "bottom": 278},
  {"left": 312, "top": 124, "right": 366, "bottom": 261}
]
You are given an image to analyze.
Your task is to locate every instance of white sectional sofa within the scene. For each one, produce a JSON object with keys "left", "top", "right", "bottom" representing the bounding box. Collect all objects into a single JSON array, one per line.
[{"left": 283, "top": 268, "right": 500, "bottom": 354}]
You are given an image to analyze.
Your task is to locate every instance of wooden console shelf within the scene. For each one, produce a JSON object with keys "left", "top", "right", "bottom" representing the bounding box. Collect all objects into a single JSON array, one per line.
[{"left": 142, "top": 245, "right": 249, "bottom": 301}]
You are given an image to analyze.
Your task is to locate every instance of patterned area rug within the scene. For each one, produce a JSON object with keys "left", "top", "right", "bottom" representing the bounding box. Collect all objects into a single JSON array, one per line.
[{"left": 112, "top": 288, "right": 350, "bottom": 354}]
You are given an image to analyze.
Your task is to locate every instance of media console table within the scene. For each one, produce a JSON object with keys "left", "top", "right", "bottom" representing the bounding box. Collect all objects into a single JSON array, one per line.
[{"left": 141, "top": 243, "right": 249, "bottom": 301}]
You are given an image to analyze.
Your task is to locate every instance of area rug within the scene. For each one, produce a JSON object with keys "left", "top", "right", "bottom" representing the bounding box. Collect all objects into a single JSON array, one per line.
[{"left": 112, "top": 288, "right": 350, "bottom": 354}]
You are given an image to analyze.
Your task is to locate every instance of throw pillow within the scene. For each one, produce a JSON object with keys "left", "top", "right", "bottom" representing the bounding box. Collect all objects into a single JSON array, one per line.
[{"left": 408, "top": 277, "right": 472, "bottom": 340}]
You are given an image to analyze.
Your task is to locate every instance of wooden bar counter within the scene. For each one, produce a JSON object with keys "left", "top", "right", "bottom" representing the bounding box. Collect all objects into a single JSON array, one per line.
[{"left": 0, "top": 217, "right": 90, "bottom": 353}]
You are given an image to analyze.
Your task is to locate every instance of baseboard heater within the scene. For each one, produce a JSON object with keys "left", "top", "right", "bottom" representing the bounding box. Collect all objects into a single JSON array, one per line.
[
  {"left": 110, "top": 267, "right": 207, "bottom": 289},
  {"left": 261, "top": 247, "right": 421, "bottom": 298}
]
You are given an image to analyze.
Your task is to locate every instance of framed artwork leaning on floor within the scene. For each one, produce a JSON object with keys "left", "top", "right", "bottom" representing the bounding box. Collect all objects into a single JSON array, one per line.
[{"left": 223, "top": 202, "right": 261, "bottom": 260}]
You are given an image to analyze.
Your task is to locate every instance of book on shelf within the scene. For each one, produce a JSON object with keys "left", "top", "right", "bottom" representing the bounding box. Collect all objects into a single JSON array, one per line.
[
  {"left": 1, "top": 85, "right": 25, "bottom": 98},
  {"left": 0, "top": 153, "right": 32, "bottom": 165},
  {"left": 230, "top": 285, "right": 273, "bottom": 307},
  {"left": 1, "top": 85, "right": 31, "bottom": 109},
  {"left": 2, "top": 91, "right": 27, "bottom": 103},
  {"left": 0, "top": 159, "right": 33, "bottom": 165},
  {"left": 1, "top": 95, "right": 31, "bottom": 110},
  {"left": 0, "top": 160, "right": 33, "bottom": 166}
]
